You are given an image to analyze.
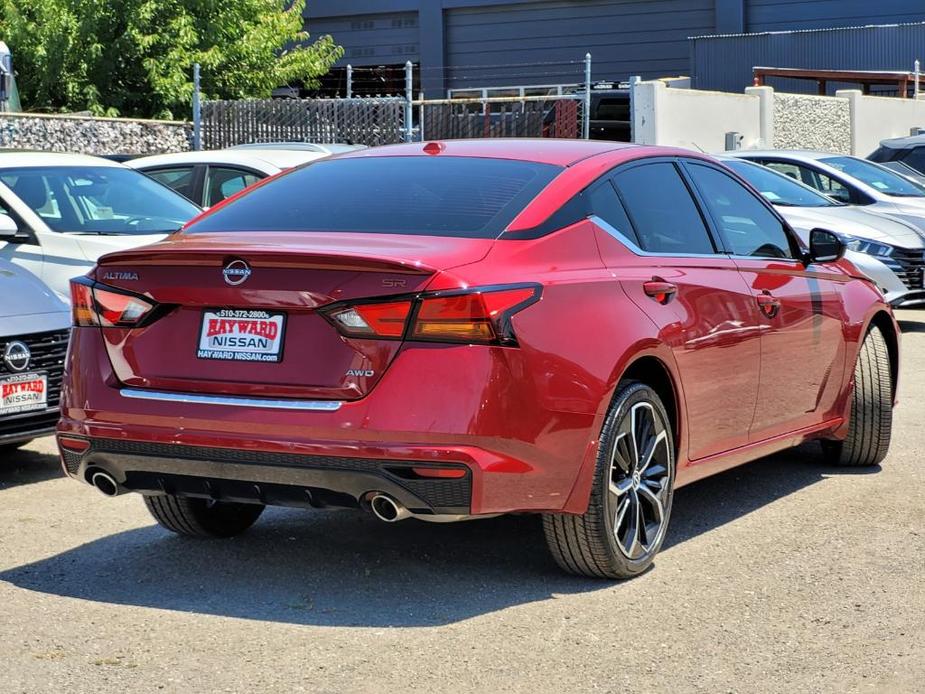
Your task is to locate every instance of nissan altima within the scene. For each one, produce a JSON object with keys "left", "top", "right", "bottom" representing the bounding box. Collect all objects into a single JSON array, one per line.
[{"left": 57, "top": 140, "right": 899, "bottom": 579}]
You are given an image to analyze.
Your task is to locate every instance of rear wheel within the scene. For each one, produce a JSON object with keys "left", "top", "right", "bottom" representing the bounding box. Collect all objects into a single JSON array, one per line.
[
  {"left": 822, "top": 326, "right": 893, "bottom": 467},
  {"left": 144, "top": 494, "right": 264, "bottom": 538},
  {"left": 543, "top": 382, "right": 675, "bottom": 579}
]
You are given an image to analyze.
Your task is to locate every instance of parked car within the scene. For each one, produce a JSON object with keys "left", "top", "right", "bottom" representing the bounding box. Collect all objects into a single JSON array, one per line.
[
  {"left": 0, "top": 152, "right": 201, "bottom": 297},
  {"left": 127, "top": 148, "right": 342, "bottom": 208},
  {"left": 0, "top": 258, "right": 70, "bottom": 454},
  {"left": 868, "top": 134, "right": 925, "bottom": 175},
  {"left": 877, "top": 160, "right": 925, "bottom": 187},
  {"left": 720, "top": 156, "right": 925, "bottom": 306},
  {"left": 730, "top": 150, "right": 925, "bottom": 233},
  {"left": 58, "top": 140, "right": 898, "bottom": 579}
]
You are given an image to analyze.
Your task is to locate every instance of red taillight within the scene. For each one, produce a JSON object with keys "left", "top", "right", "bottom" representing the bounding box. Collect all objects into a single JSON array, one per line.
[
  {"left": 323, "top": 285, "right": 540, "bottom": 345},
  {"left": 70, "top": 278, "right": 157, "bottom": 328},
  {"left": 327, "top": 300, "right": 413, "bottom": 338}
]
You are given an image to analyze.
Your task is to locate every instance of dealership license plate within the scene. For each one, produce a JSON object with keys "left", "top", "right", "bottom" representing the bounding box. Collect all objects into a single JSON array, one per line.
[
  {"left": 0, "top": 372, "right": 48, "bottom": 416},
  {"left": 197, "top": 309, "right": 286, "bottom": 363}
]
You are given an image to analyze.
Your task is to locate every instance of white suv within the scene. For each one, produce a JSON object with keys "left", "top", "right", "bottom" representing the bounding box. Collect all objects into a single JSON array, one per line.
[
  {"left": 0, "top": 259, "right": 70, "bottom": 453},
  {"left": 0, "top": 152, "right": 200, "bottom": 297}
]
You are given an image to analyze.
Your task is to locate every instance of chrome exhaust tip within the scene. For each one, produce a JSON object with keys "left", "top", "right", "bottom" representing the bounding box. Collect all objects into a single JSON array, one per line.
[
  {"left": 369, "top": 494, "right": 411, "bottom": 523},
  {"left": 90, "top": 471, "right": 120, "bottom": 497}
]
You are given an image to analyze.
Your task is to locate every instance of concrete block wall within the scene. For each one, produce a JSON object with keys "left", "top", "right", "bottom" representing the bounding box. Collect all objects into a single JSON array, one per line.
[
  {"left": 632, "top": 81, "right": 925, "bottom": 155},
  {"left": 0, "top": 113, "right": 192, "bottom": 155},
  {"left": 771, "top": 93, "right": 851, "bottom": 154}
]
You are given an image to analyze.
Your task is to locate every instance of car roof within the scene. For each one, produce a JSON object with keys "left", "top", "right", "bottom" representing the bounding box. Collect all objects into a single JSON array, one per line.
[
  {"left": 337, "top": 138, "right": 640, "bottom": 167},
  {"left": 730, "top": 150, "right": 848, "bottom": 163},
  {"left": 127, "top": 149, "right": 330, "bottom": 172},
  {"left": 229, "top": 142, "right": 366, "bottom": 154},
  {"left": 877, "top": 135, "right": 925, "bottom": 149},
  {"left": 0, "top": 151, "right": 124, "bottom": 168}
]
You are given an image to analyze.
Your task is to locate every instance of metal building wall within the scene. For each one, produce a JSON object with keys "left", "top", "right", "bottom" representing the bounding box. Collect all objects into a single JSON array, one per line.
[
  {"left": 443, "top": 0, "right": 715, "bottom": 91},
  {"left": 691, "top": 22, "right": 925, "bottom": 94},
  {"left": 746, "top": 0, "right": 925, "bottom": 32},
  {"left": 307, "top": 11, "right": 420, "bottom": 68}
]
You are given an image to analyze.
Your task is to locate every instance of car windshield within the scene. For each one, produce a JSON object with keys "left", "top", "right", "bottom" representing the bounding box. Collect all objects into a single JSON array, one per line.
[
  {"left": 0, "top": 165, "right": 201, "bottom": 235},
  {"left": 726, "top": 160, "right": 836, "bottom": 208},
  {"left": 819, "top": 156, "right": 925, "bottom": 198},
  {"left": 185, "top": 156, "right": 562, "bottom": 238}
]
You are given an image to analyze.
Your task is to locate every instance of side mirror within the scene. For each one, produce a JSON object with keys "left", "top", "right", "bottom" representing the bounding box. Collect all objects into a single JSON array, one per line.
[
  {"left": 0, "top": 214, "right": 18, "bottom": 239},
  {"left": 807, "top": 228, "right": 844, "bottom": 264}
]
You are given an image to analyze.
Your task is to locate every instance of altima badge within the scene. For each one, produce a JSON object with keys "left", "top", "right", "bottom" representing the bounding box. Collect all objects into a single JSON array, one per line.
[{"left": 223, "top": 259, "right": 251, "bottom": 286}]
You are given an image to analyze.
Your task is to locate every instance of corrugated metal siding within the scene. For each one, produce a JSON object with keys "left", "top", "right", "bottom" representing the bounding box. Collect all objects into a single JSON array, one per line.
[
  {"left": 691, "top": 22, "right": 925, "bottom": 94},
  {"left": 747, "top": 0, "right": 925, "bottom": 32},
  {"left": 444, "top": 0, "right": 715, "bottom": 89},
  {"left": 307, "top": 12, "right": 419, "bottom": 67}
]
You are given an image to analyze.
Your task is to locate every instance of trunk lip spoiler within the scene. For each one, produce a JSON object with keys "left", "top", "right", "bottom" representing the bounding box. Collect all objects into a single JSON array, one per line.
[{"left": 120, "top": 388, "right": 343, "bottom": 411}]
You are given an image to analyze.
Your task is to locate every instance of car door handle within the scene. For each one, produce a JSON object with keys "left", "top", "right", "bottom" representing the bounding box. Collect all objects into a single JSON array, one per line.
[
  {"left": 643, "top": 280, "right": 677, "bottom": 305},
  {"left": 757, "top": 292, "right": 781, "bottom": 318}
]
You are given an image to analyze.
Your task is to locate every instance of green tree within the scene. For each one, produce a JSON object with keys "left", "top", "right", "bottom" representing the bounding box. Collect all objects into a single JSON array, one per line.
[{"left": 0, "top": 0, "right": 342, "bottom": 119}]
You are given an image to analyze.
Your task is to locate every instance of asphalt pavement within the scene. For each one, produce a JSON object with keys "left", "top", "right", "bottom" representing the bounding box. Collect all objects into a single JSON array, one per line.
[{"left": 1, "top": 310, "right": 923, "bottom": 693}]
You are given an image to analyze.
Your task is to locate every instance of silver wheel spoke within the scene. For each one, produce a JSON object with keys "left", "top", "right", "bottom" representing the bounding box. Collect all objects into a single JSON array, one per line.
[{"left": 638, "top": 430, "right": 667, "bottom": 475}]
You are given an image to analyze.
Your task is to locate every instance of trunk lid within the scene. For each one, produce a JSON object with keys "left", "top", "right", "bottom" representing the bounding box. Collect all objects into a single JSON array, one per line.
[{"left": 94, "top": 232, "right": 492, "bottom": 400}]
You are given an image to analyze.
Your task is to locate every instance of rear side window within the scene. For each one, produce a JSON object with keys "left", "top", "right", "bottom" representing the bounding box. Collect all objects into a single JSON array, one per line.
[
  {"left": 186, "top": 157, "right": 562, "bottom": 238},
  {"left": 586, "top": 181, "right": 639, "bottom": 245},
  {"left": 613, "top": 162, "right": 715, "bottom": 255}
]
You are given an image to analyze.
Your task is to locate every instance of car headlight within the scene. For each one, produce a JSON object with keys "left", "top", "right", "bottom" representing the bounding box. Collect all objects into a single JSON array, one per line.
[{"left": 842, "top": 236, "right": 894, "bottom": 258}]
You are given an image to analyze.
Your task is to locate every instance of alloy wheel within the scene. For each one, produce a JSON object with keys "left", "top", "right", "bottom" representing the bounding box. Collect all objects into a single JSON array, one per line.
[{"left": 607, "top": 401, "right": 672, "bottom": 560}]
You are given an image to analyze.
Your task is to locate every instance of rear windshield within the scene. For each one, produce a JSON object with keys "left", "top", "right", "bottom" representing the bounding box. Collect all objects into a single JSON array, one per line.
[{"left": 185, "top": 156, "right": 562, "bottom": 238}]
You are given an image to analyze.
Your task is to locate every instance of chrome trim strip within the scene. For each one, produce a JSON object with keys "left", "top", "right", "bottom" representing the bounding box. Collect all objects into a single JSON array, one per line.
[{"left": 120, "top": 388, "right": 343, "bottom": 411}]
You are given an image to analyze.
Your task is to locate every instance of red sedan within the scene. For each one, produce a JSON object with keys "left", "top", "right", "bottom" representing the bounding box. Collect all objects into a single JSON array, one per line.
[{"left": 58, "top": 140, "right": 898, "bottom": 579}]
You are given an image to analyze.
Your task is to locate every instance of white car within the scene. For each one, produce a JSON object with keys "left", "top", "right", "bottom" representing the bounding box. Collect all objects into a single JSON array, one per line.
[
  {"left": 126, "top": 147, "right": 341, "bottom": 208},
  {"left": 0, "top": 152, "right": 200, "bottom": 297},
  {"left": 729, "top": 150, "right": 925, "bottom": 233},
  {"left": 722, "top": 156, "right": 925, "bottom": 306},
  {"left": 0, "top": 259, "right": 70, "bottom": 453}
]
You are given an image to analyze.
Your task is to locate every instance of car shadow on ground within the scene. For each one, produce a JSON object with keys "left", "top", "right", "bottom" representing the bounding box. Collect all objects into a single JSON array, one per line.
[
  {"left": 0, "top": 446, "right": 64, "bottom": 490},
  {"left": 0, "top": 443, "right": 878, "bottom": 627}
]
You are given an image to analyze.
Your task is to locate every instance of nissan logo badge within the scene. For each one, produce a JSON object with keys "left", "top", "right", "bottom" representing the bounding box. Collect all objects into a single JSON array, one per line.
[
  {"left": 3, "top": 340, "right": 31, "bottom": 372},
  {"left": 223, "top": 259, "right": 251, "bottom": 286}
]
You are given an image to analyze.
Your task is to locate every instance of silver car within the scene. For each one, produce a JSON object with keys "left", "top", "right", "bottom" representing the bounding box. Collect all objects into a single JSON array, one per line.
[
  {"left": 722, "top": 156, "right": 925, "bottom": 307},
  {"left": 0, "top": 253, "right": 70, "bottom": 453},
  {"left": 729, "top": 150, "right": 925, "bottom": 234}
]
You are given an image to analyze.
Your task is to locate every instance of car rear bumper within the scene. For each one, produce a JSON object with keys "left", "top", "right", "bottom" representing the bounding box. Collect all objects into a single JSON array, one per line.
[
  {"left": 58, "top": 327, "right": 602, "bottom": 515},
  {"left": 59, "top": 435, "right": 473, "bottom": 515}
]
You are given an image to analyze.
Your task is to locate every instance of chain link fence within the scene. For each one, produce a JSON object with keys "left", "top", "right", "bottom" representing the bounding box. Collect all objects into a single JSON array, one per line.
[
  {"left": 194, "top": 56, "right": 592, "bottom": 149},
  {"left": 416, "top": 94, "right": 584, "bottom": 140},
  {"left": 200, "top": 97, "right": 406, "bottom": 149}
]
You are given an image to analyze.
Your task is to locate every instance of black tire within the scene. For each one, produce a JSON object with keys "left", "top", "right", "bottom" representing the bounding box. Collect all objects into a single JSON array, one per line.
[
  {"left": 822, "top": 325, "right": 893, "bottom": 467},
  {"left": 144, "top": 494, "right": 264, "bottom": 538},
  {"left": 543, "top": 382, "right": 675, "bottom": 579}
]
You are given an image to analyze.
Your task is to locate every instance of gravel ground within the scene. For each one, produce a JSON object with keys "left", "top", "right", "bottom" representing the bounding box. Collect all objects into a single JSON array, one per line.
[{"left": 1, "top": 310, "right": 923, "bottom": 694}]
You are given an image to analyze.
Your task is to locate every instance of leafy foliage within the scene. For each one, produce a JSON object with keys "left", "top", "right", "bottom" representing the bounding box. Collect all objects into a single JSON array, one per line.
[{"left": 0, "top": 0, "right": 342, "bottom": 118}]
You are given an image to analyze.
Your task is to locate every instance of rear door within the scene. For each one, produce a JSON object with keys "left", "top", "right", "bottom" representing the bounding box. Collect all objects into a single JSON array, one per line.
[
  {"left": 597, "top": 160, "right": 762, "bottom": 461},
  {"left": 683, "top": 160, "right": 847, "bottom": 440}
]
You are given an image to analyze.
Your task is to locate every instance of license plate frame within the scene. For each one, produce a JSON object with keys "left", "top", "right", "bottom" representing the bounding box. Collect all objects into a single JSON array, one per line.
[
  {"left": 196, "top": 309, "right": 287, "bottom": 363},
  {"left": 0, "top": 371, "right": 48, "bottom": 416}
]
